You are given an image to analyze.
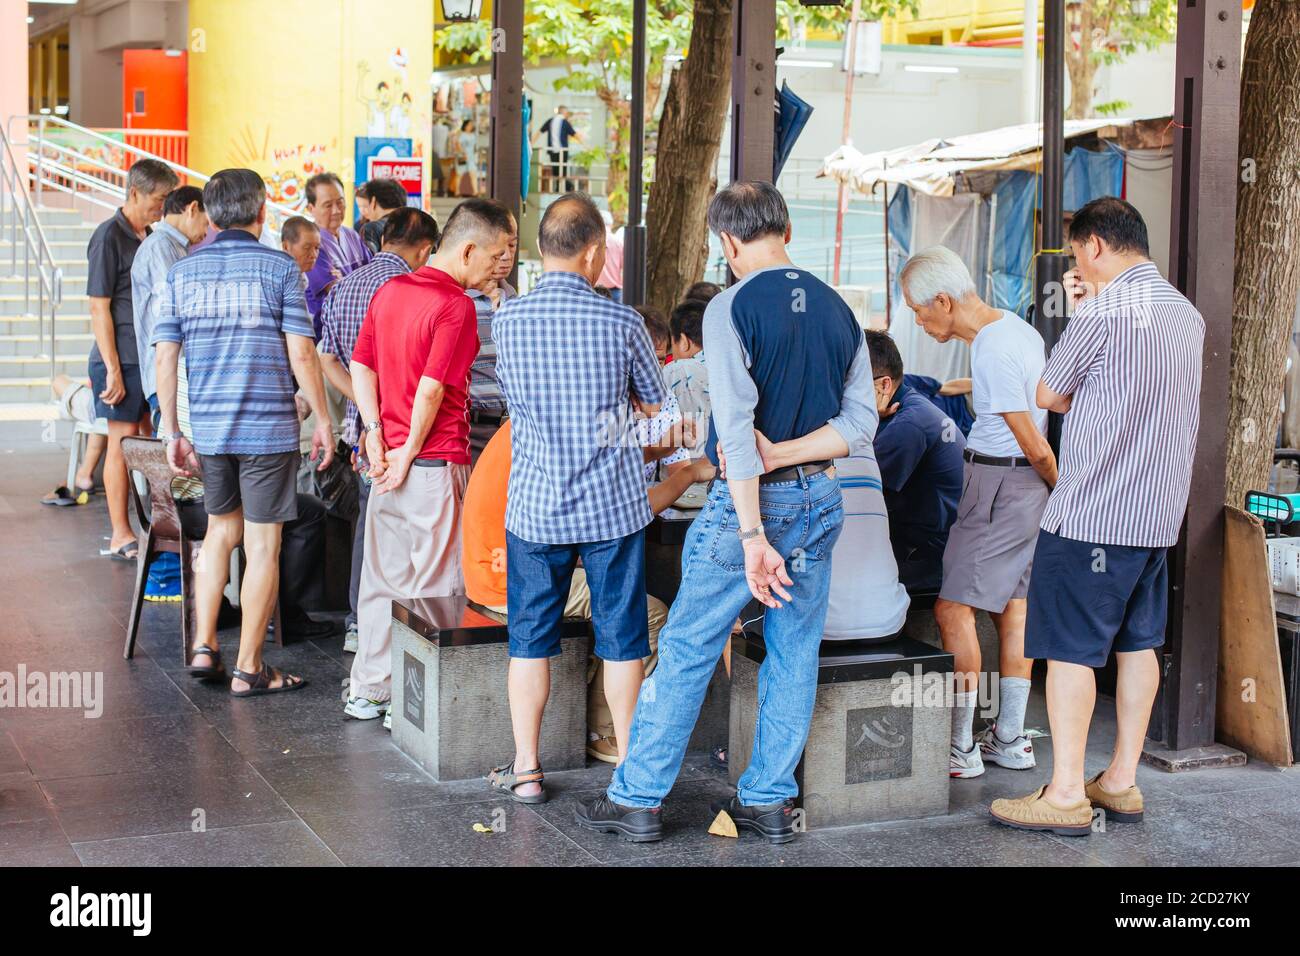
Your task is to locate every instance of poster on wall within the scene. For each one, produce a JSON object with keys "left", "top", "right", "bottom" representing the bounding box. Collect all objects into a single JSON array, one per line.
[{"left": 353, "top": 136, "right": 415, "bottom": 222}]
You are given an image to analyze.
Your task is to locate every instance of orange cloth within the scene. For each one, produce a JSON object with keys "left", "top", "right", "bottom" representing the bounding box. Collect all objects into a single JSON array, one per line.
[{"left": 462, "top": 420, "right": 511, "bottom": 606}]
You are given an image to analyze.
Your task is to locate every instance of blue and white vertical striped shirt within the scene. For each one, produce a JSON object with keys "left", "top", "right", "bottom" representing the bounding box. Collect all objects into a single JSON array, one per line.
[
  {"left": 1039, "top": 261, "right": 1205, "bottom": 548},
  {"left": 493, "top": 271, "right": 667, "bottom": 545}
]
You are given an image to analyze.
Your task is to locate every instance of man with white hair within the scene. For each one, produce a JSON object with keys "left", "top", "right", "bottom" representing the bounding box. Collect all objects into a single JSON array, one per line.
[{"left": 901, "top": 245, "right": 1056, "bottom": 779}]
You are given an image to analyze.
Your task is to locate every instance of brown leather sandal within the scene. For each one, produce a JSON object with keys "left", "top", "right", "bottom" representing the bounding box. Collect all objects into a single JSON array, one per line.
[
  {"left": 229, "top": 662, "right": 307, "bottom": 697},
  {"left": 187, "top": 645, "right": 226, "bottom": 681},
  {"left": 488, "top": 760, "right": 547, "bottom": 804}
]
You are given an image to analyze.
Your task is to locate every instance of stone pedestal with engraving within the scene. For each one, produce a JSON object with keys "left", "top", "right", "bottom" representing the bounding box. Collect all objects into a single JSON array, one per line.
[
  {"left": 390, "top": 595, "right": 587, "bottom": 781},
  {"left": 729, "top": 634, "right": 953, "bottom": 828}
]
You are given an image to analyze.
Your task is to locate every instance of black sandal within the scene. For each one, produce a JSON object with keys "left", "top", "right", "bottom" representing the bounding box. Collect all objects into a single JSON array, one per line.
[
  {"left": 229, "top": 662, "right": 307, "bottom": 697},
  {"left": 187, "top": 645, "right": 226, "bottom": 681},
  {"left": 711, "top": 745, "right": 728, "bottom": 770},
  {"left": 487, "top": 760, "right": 547, "bottom": 805}
]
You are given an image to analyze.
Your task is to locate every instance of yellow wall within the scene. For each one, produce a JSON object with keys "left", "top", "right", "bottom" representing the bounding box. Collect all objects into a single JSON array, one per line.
[
  {"left": 882, "top": 0, "right": 1045, "bottom": 45},
  {"left": 188, "top": 0, "right": 433, "bottom": 212}
]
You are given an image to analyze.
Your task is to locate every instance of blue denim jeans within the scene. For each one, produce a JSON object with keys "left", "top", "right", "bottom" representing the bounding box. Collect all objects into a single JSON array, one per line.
[
  {"left": 608, "top": 470, "right": 844, "bottom": 808},
  {"left": 506, "top": 529, "right": 650, "bottom": 662}
]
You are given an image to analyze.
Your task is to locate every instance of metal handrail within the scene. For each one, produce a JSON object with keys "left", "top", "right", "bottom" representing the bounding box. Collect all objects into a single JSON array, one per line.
[
  {"left": 14, "top": 114, "right": 308, "bottom": 238},
  {"left": 0, "top": 121, "right": 63, "bottom": 384}
]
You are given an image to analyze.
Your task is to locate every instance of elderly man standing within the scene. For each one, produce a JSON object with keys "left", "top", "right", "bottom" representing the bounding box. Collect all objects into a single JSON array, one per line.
[
  {"left": 902, "top": 246, "right": 1057, "bottom": 781},
  {"left": 318, "top": 208, "right": 440, "bottom": 655},
  {"left": 466, "top": 210, "right": 518, "bottom": 463},
  {"left": 578, "top": 182, "right": 874, "bottom": 844},
  {"left": 345, "top": 200, "right": 514, "bottom": 723},
  {"left": 153, "top": 168, "right": 335, "bottom": 696},
  {"left": 992, "top": 198, "right": 1204, "bottom": 836},
  {"left": 88, "top": 158, "right": 179, "bottom": 560},
  {"left": 487, "top": 193, "right": 666, "bottom": 803},
  {"left": 304, "top": 172, "right": 372, "bottom": 328}
]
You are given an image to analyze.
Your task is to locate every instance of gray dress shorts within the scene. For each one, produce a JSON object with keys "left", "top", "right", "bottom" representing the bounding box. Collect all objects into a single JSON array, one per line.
[
  {"left": 939, "top": 460, "right": 1049, "bottom": 612},
  {"left": 200, "top": 452, "right": 299, "bottom": 524}
]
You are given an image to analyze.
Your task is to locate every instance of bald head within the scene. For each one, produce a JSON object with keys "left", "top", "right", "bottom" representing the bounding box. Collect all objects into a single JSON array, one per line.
[{"left": 539, "top": 192, "right": 605, "bottom": 260}]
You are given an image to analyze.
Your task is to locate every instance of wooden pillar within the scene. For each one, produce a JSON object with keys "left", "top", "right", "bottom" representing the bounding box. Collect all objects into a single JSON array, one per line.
[
  {"left": 489, "top": 0, "right": 524, "bottom": 224},
  {"left": 729, "top": 0, "right": 775, "bottom": 185},
  {"left": 1160, "top": 0, "right": 1242, "bottom": 752}
]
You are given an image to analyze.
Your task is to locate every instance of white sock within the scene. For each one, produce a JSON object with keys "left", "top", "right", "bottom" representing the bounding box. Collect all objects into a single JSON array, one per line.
[
  {"left": 997, "top": 677, "right": 1032, "bottom": 741},
  {"left": 952, "top": 691, "right": 977, "bottom": 751}
]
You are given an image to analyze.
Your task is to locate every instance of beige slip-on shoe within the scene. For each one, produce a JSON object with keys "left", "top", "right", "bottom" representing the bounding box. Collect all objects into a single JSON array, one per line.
[
  {"left": 990, "top": 785, "right": 1093, "bottom": 837},
  {"left": 1085, "top": 772, "right": 1144, "bottom": 822}
]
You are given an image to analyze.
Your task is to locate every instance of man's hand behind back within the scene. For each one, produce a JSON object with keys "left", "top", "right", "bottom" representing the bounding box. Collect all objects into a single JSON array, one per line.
[{"left": 310, "top": 421, "right": 335, "bottom": 472}]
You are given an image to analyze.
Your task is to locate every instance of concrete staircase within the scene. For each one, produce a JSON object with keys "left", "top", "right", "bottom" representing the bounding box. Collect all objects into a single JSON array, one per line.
[{"left": 0, "top": 206, "right": 97, "bottom": 418}]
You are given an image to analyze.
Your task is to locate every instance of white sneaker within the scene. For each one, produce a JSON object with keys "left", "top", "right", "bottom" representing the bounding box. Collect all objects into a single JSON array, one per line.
[
  {"left": 978, "top": 724, "right": 1036, "bottom": 770},
  {"left": 344, "top": 696, "right": 388, "bottom": 720},
  {"left": 950, "top": 741, "right": 985, "bottom": 779},
  {"left": 382, "top": 709, "right": 392, "bottom": 731},
  {"left": 343, "top": 623, "right": 359, "bottom": 654}
]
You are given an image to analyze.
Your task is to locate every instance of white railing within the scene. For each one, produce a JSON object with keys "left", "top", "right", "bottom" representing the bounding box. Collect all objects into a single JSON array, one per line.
[
  {"left": 0, "top": 121, "right": 63, "bottom": 383},
  {"left": 13, "top": 115, "right": 307, "bottom": 240}
]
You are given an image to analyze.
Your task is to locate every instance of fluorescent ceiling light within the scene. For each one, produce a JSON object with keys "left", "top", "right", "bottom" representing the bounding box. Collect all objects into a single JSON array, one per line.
[
  {"left": 904, "top": 64, "right": 960, "bottom": 74},
  {"left": 777, "top": 58, "right": 834, "bottom": 69}
]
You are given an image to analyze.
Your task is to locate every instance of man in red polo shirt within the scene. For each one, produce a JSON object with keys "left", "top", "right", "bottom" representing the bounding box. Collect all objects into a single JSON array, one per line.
[{"left": 345, "top": 200, "right": 517, "bottom": 722}]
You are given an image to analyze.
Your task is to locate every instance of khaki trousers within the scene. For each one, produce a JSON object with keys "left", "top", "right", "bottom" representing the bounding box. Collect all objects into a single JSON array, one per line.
[
  {"left": 485, "top": 567, "right": 668, "bottom": 739},
  {"left": 350, "top": 462, "right": 469, "bottom": 701}
]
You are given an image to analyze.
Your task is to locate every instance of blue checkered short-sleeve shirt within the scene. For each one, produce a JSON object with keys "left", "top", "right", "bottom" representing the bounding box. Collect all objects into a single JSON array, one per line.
[
  {"left": 153, "top": 230, "right": 314, "bottom": 456},
  {"left": 493, "top": 271, "right": 667, "bottom": 545}
]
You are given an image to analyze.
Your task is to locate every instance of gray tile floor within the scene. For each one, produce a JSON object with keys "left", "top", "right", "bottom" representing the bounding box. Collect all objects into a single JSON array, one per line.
[{"left": 2, "top": 442, "right": 1298, "bottom": 867}]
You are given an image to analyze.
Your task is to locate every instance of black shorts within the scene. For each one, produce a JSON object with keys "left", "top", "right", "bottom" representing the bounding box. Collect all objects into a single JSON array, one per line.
[
  {"left": 199, "top": 452, "right": 299, "bottom": 524},
  {"left": 1024, "top": 529, "right": 1169, "bottom": 667},
  {"left": 88, "top": 357, "right": 149, "bottom": 423}
]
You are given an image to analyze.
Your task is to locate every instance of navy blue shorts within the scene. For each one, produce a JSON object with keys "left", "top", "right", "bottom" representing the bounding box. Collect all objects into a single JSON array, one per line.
[
  {"left": 505, "top": 528, "right": 650, "bottom": 661},
  {"left": 88, "top": 357, "right": 149, "bottom": 423},
  {"left": 1025, "top": 529, "right": 1169, "bottom": 667}
]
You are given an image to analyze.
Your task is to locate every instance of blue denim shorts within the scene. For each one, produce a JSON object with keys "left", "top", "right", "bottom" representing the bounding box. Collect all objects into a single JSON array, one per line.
[
  {"left": 1024, "top": 529, "right": 1168, "bottom": 667},
  {"left": 505, "top": 529, "right": 650, "bottom": 661},
  {"left": 88, "top": 357, "right": 149, "bottom": 423}
]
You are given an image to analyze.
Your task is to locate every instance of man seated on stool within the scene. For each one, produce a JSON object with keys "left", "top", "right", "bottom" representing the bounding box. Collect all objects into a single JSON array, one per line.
[
  {"left": 461, "top": 420, "right": 716, "bottom": 763},
  {"left": 866, "top": 330, "right": 966, "bottom": 594}
]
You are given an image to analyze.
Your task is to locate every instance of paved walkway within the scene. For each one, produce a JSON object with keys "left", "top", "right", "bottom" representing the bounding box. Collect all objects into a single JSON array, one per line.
[{"left": 1, "top": 439, "right": 1297, "bottom": 866}]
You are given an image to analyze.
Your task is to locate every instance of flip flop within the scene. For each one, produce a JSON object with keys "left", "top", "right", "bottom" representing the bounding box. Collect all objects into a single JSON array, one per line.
[
  {"left": 41, "top": 486, "right": 88, "bottom": 507},
  {"left": 107, "top": 541, "right": 139, "bottom": 561}
]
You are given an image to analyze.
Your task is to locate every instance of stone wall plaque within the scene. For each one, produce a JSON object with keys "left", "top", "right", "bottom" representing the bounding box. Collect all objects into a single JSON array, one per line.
[
  {"left": 844, "top": 704, "right": 913, "bottom": 784},
  {"left": 403, "top": 651, "right": 425, "bottom": 733}
]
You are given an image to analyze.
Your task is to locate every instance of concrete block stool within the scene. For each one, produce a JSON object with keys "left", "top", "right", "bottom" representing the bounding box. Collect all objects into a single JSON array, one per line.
[
  {"left": 729, "top": 633, "right": 954, "bottom": 828},
  {"left": 390, "top": 595, "right": 589, "bottom": 781}
]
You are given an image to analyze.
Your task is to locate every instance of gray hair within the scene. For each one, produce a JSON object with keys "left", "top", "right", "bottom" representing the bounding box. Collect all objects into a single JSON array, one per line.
[
  {"left": 707, "top": 181, "right": 789, "bottom": 244},
  {"left": 898, "top": 246, "right": 977, "bottom": 306},
  {"left": 127, "top": 159, "right": 179, "bottom": 197},
  {"left": 202, "top": 168, "right": 266, "bottom": 229}
]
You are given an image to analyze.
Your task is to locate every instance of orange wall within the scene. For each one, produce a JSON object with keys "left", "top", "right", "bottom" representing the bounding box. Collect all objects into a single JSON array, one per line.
[{"left": 122, "top": 49, "right": 188, "bottom": 130}]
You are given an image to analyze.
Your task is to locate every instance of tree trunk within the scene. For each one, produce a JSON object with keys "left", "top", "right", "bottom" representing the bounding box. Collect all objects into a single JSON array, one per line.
[
  {"left": 644, "top": 0, "right": 733, "bottom": 315},
  {"left": 1065, "top": 3, "right": 1098, "bottom": 119},
  {"left": 1226, "top": 0, "right": 1300, "bottom": 506}
]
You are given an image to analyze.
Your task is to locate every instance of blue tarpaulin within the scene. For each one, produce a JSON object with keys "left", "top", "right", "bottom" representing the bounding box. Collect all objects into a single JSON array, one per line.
[{"left": 889, "top": 146, "right": 1124, "bottom": 319}]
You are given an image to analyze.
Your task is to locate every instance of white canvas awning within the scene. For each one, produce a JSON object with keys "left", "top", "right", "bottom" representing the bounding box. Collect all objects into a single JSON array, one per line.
[{"left": 821, "top": 118, "right": 1155, "bottom": 197}]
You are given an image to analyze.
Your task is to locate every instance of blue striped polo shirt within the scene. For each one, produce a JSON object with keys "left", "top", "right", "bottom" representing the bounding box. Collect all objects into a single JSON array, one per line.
[{"left": 153, "top": 229, "right": 315, "bottom": 456}]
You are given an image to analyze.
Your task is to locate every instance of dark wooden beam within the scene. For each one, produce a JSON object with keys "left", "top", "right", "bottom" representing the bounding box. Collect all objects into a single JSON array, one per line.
[
  {"left": 729, "top": 0, "right": 775, "bottom": 185},
  {"left": 624, "top": 0, "right": 648, "bottom": 306},
  {"left": 489, "top": 0, "right": 525, "bottom": 226},
  {"left": 1161, "top": 0, "right": 1242, "bottom": 751}
]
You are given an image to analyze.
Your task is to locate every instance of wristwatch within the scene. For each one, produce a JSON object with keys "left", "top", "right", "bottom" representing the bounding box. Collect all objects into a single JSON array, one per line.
[
  {"left": 160, "top": 431, "right": 184, "bottom": 444},
  {"left": 737, "top": 525, "right": 765, "bottom": 542},
  {"left": 363, "top": 420, "right": 382, "bottom": 434}
]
